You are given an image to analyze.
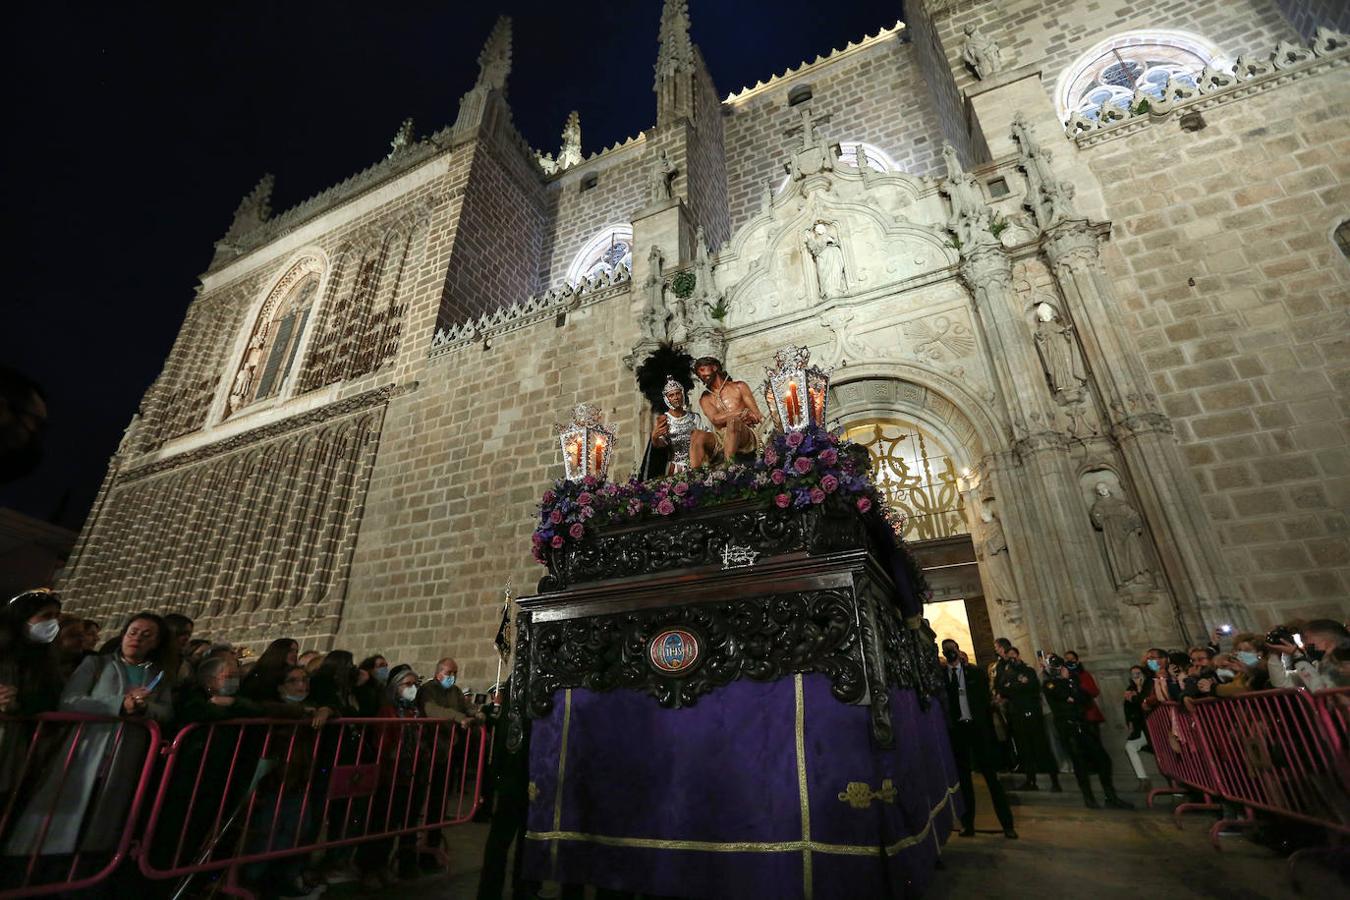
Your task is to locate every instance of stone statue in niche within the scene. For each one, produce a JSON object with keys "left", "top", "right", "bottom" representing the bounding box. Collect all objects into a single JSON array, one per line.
[
  {"left": 649, "top": 150, "right": 677, "bottom": 203},
  {"left": 961, "top": 24, "right": 1005, "bottom": 80},
  {"left": 638, "top": 246, "right": 668, "bottom": 344},
  {"left": 1032, "top": 302, "right": 1086, "bottom": 401},
  {"left": 805, "top": 222, "right": 847, "bottom": 299},
  {"left": 1089, "top": 481, "right": 1156, "bottom": 590},
  {"left": 228, "top": 326, "right": 268, "bottom": 413},
  {"left": 976, "top": 505, "right": 1021, "bottom": 626},
  {"left": 940, "top": 143, "right": 993, "bottom": 248}
]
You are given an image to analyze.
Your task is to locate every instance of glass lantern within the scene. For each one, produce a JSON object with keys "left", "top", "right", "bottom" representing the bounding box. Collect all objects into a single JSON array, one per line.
[
  {"left": 555, "top": 403, "right": 616, "bottom": 482},
  {"left": 763, "top": 346, "right": 831, "bottom": 432}
]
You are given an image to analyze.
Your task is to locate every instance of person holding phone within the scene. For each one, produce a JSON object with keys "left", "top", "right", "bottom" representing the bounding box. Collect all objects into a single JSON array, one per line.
[
  {"left": 5, "top": 611, "right": 175, "bottom": 858},
  {"left": 1041, "top": 653, "right": 1133, "bottom": 810}
]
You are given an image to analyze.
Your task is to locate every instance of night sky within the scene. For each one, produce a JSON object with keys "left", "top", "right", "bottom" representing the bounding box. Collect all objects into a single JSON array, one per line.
[{"left": 4, "top": 0, "right": 907, "bottom": 531}]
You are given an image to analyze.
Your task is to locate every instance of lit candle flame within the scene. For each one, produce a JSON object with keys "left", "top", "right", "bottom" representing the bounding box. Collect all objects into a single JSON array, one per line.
[{"left": 592, "top": 437, "right": 605, "bottom": 474}]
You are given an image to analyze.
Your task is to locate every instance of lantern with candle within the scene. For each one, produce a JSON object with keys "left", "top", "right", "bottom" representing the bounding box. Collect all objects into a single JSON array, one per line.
[
  {"left": 554, "top": 403, "right": 616, "bottom": 482},
  {"left": 762, "top": 345, "right": 831, "bottom": 432}
]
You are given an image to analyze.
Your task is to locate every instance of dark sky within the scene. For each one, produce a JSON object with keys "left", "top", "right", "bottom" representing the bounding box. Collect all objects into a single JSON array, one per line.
[{"left": 3, "top": 0, "right": 907, "bottom": 531}]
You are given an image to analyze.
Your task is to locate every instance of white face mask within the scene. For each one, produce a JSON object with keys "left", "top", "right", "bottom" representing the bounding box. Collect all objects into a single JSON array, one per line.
[
  {"left": 27, "top": 619, "right": 60, "bottom": 644},
  {"left": 399, "top": 685, "right": 419, "bottom": 703}
]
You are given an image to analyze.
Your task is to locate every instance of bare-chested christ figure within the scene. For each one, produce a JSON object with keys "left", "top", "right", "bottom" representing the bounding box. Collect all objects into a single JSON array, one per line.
[{"left": 694, "top": 356, "right": 764, "bottom": 461}]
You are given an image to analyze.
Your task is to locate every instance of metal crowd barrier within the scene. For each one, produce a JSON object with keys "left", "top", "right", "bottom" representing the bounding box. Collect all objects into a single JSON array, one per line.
[
  {"left": 0, "top": 713, "right": 162, "bottom": 899},
  {"left": 0, "top": 714, "right": 487, "bottom": 899},
  {"left": 1143, "top": 688, "right": 1350, "bottom": 852}
]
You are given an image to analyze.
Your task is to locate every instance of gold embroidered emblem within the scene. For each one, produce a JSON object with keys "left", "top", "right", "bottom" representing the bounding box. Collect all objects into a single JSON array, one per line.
[
  {"left": 837, "top": 778, "right": 897, "bottom": 809},
  {"left": 528, "top": 781, "right": 539, "bottom": 802}
]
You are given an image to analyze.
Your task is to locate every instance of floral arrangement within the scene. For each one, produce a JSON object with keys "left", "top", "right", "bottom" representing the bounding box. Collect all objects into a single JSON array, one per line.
[{"left": 532, "top": 425, "right": 905, "bottom": 563}]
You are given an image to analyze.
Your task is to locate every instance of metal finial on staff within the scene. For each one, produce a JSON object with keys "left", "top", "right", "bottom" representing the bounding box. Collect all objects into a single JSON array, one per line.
[{"left": 492, "top": 577, "right": 514, "bottom": 693}]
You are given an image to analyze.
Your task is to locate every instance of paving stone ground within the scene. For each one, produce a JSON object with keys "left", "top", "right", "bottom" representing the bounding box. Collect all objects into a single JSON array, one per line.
[{"left": 328, "top": 782, "right": 1341, "bottom": 900}]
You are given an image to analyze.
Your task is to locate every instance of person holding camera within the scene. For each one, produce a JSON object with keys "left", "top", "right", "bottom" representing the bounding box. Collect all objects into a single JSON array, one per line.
[
  {"left": 996, "top": 647, "right": 1061, "bottom": 792},
  {"left": 940, "top": 639, "right": 1017, "bottom": 839},
  {"left": 1041, "top": 653, "right": 1133, "bottom": 810},
  {"left": 1266, "top": 620, "right": 1350, "bottom": 692}
]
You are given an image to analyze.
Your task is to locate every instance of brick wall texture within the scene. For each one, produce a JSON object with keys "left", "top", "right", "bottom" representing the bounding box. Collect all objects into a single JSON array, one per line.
[{"left": 59, "top": 0, "right": 1350, "bottom": 684}]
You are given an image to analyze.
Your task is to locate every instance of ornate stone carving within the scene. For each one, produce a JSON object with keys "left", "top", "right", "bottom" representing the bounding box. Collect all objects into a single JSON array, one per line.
[
  {"left": 386, "top": 118, "right": 415, "bottom": 158},
  {"left": 1088, "top": 481, "right": 1156, "bottom": 591},
  {"left": 1032, "top": 302, "right": 1086, "bottom": 402},
  {"left": 903, "top": 314, "right": 976, "bottom": 363},
  {"left": 638, "top": 245, "right": 669, "bottom": 345},
  {"left": 960, "top": 23, "right": 1005, "bottom": 80},
  {"left": 1012, "top": 113, "right": 1079, "bottom": 231},
  {"left": 805, "top": 222, "right": 847, "bottom": 299},
  {"left": 976, "top": 505, "right": 1021, "bottom": 627},
  {"left": 941, "top": 143, "right": 996, "bottom": 250},
  {"left": 648, "top": 149, "right": 677, "bottom": 203}
]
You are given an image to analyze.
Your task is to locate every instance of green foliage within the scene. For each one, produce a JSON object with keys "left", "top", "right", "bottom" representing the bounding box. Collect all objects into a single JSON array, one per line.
[
  {"left": 946, "top": 232, "right": 963, "bottom": 251},
  {"left": 670, "top": 271, "right": 697, "bottom": 299},
  {"left": 989, "top": 214, "right": 1008, "bottom": 238},
  {"left": 706, "top": 297, "right": 728, "bottom": 321},
  {"left": 1133, "top": 98, "right": 1151, "bottom": 115}
]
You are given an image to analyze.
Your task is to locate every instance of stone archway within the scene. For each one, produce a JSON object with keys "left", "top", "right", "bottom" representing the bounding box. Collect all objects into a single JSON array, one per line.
[{"left": 828, "top": 373, "right": 1013, "bottom": 667}]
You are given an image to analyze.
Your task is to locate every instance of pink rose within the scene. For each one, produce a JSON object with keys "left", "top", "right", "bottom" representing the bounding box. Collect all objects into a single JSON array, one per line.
[
  {"left": 673, "top": 482, "right": 689, "bottom": 495},
  {"left": 551, "top": 535, "right": 565, "bottom": 549},
  {"left": 549, "top": 509, "right": 563, "bottom": 524},
  {"left": 770, "top": 468, "right": 786, "bottom": 485},
  {"left": 819, "top": 448, "right": 838, "bottom": 465},
  {"left": 774, "top": 493, "right": 791, "bottom": 509},
  {"left": 569, "top": 522, "right": 585, "bottom": 539},
  {"left": 785, "top": 431, "right": 804, "bottom": 448},
  {"left": 794, "top": 456, "right": 813, "bottom": 475},
  {"left": 542, "top": 490, "right": 556, "bottom": 505},
  {"left": 581, "top": 506, "right": 594, "bottom": 519},
  {"left": 856, "top": 497, "right": 872, "bottom": 514},
  {"left": 820, "top": 474, "right": 839, "bottom": 493},
  {"left": 657, "top": 498, "right": 676, "bottom": 516},
  {"left": 577, "top": 492, "right": 594, "bottom": 506},
  {"left": 583, "top": 475, "right": 597, "bottom": 488},
  {"left": 809, "top": 488, "right": 826, "bottom": 505},
  {"left": 532, "top": 532, "right": 544, "bottom": 545},
  {"left": 764, "top": 448, "right": 778, "bottom": 466}
]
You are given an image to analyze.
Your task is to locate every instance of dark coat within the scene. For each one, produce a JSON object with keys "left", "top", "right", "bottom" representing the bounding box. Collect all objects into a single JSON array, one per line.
[{"left": 943, "top": 660, "right": 1002, "bottom": 770}]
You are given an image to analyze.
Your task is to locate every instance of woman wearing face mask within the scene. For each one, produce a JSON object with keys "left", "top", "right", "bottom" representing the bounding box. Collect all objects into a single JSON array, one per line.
[
  {"left": 1121, "top": 665, "right": 1153, "bottom": 792},
  {"left": 355, "top": 665, "right": 429, "bottom": 887},
  {"left": 1214, "top": 634, "right": 1271, "bottom": 697},
  {"left": 0, "top": 589, "right": 64, "bottom": 718},
  {"left": 5, "top": 611, "right": 175, "bottom": 859}
]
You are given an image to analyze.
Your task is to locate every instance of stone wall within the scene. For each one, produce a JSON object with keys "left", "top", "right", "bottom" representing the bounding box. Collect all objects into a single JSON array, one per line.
[
  {"left": 926, "top": 0, "right": 1297, "bottom": 126},
  {"left": 336, "top": 287, "right": 642, "bottom": 683},
  {"left": 1084, "top": 66, "right": 1349, "bottom": 625},
  {"left": 1274, "top": 0, "right": 1350, "bottom": 38},
  {"left": 539, "top": 145, "right": 648, "bottom": 288},
  {"left": 722, "top": 34, "right": 947, "bottom": 233},
  {"left": 683, "top": 49, "right": 732, "bottom": 250}
]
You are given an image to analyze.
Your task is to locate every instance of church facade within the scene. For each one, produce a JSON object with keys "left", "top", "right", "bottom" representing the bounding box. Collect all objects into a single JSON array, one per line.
[{"left": 60, "top": 0, "right": 1349, "bottom": 685}]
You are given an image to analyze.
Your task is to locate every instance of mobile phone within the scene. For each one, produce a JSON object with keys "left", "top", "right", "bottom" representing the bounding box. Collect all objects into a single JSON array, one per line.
[
  {"left": 1293, "top": 633, "right": 1304, "bottom": 648},
  {"left": 145, "top": 671, "right": 164, "bottom": 692},
  {"left": 1218, "top": 624, "right": 1233, "bottom": 635},
  {"left": 1035, "top": 650, "right": 1045, "bottom": 660}
]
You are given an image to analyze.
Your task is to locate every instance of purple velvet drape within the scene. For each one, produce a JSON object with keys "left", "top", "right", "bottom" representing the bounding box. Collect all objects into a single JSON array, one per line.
[{"left": 525, "top": 674, "right": 959, "bottom": 899}]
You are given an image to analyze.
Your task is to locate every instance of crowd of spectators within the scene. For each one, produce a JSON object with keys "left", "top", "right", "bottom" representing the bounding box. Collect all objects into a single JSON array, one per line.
[{"left": 0, "top": 588, "right": 491, "bottom": 899}]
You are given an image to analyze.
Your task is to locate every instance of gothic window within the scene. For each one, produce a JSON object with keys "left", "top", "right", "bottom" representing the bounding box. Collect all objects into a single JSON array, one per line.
[
  {"left": 837, "top": 141, "right": 897, "bottom": 173},
  {"left": 225, "top": 262, "right": 322, "bottom": 418},
  {"left": 567, "top": 224, "right": 633, "bottom": 285},
  {"left": 1057, "top": 30, "right": 1226, "bottom": 124},
  {"left": 844, "top": 418, "right": 967, "bottom": 542}
]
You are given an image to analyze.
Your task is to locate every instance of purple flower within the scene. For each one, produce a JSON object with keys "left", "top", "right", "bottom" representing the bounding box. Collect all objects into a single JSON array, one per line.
[
  {"left": 770, "top": 468, "right": 786, "bottom": 485},
  {"left": 577, "top": 491, "right": 594, "bottom": 506},
  {"left": 856, "top": 497, "right": 872, "bottom": 514},
  {"left": 583, "top": 475, "right": 597, "bottom": 489},
  {"left": 819, "top": 448, "right": 838, "bottom": 466},
  {"left": 774, "top": 493, "right": 791, "bottom": 509},
  {"left": 581, "top": 506, "right": 594, "bottom": 519},
  {"left": 785, "top": 431, "right": 804, "bottom": 448},
  {"left": 551, "top": 535, "right": 565, "bottom": 549},
  {"left": 549, "top": 509, "right": 563, "bottom": 525},
  {"left": 542, "top": 490, "right": 557, "bottom": 505},
  {"left": 657, "top": 498, "right": 676, "bottom": 516},
  {"left": 569, "top": 522, "right": 585, "bottom": 539},
  {"left": 809, "top": 488, "right": 826, "bottom": 505},
  {"left": 764, "top": 448, "right": 779, "bottom": 466},
  {"left": 673, "top": 482, "right": 689, "bottom": 496},
  {"left": 820, "top": 474, "right": 839, "bottom": 493},
  {"left": 794, "top": 456, "right": 813, "bottom": 475}
]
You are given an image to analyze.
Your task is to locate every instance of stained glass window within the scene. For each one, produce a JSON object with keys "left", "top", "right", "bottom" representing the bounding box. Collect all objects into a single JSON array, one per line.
[
  {"left": 567, "top": 225, "right": 633, "bottom": 285},
  {"left": 845, "top": 418, "right": 968, "bottom": 541},
  {"left": 1057, "top": 31, "right": 1226, "bottom": 124}
]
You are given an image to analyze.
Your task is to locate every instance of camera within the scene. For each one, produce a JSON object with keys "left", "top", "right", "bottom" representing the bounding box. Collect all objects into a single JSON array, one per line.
[
  {"left": 1266, "top": 626, "right": 1296, "bottom": 647},
  {"left": 1218, "top": 624, "right": 1233, "bottom": 635}
]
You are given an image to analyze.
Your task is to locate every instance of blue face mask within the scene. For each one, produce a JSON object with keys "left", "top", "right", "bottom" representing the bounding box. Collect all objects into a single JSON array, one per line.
[
  {"left": 1237, "top": 651, "right": 1259, "bottom": 667},
  {"left": 374, "top": 666, "right": 390, "bottom": 684},
  {"left": 1147, "top": 659, "right": 1161, "bottom": 672},
  {"left": 283, "top": 693, "right": 308, "bottom": 703},
  {"left": 439, "top": 674, "right": 456, "bottom": 689},
  {"left": 1215, "top": 668, "right": 1236, "bottom": 682}
]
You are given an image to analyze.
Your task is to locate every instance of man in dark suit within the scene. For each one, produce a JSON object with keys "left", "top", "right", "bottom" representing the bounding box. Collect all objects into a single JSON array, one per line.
[{"left": 941, "top": 638, "right": 1018, "bottom": 839}]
